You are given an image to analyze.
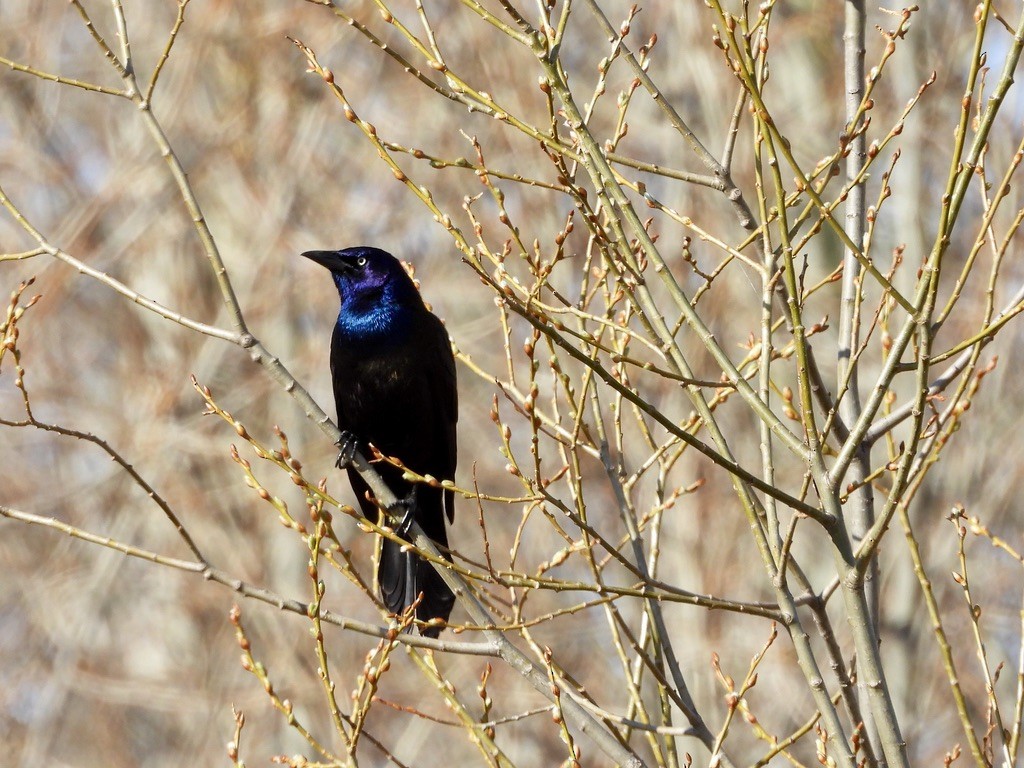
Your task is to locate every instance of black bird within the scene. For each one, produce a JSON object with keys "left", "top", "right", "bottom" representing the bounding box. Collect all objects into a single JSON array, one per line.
[{"left": 302, "top": 246, "right": 457, "bottom": 637}]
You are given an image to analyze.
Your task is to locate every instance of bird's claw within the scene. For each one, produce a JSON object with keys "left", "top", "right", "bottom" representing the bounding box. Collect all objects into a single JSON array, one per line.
[
  {"left": 389, "top": 490, "right": 418, "bottom": 537},
  {"left": 335, "top": 431, "right": 359, "bottom": 469}
]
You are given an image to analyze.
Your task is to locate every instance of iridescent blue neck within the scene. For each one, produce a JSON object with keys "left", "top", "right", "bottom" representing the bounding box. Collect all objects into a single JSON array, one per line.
[{"left": 334, "top": 280, "right": 416, "bottom": 342}]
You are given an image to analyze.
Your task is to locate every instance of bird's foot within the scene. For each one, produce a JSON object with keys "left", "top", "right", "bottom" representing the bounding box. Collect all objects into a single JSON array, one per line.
[
  {"left": 334, "top": 431, "right": 359, "bottom": 469},
  {"left": 388, "top": 490, "right": 418, "bottom": 538}
]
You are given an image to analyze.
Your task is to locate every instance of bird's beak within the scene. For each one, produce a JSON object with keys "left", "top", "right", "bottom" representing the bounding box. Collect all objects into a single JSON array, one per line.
[{"left": 301, "top": 250, "right": 357, "bottom": 274}]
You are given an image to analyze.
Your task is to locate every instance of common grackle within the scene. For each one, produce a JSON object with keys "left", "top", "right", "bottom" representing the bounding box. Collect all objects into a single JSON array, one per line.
[{"left": 302, "top": 246, "right": 457, "bottom": 637}]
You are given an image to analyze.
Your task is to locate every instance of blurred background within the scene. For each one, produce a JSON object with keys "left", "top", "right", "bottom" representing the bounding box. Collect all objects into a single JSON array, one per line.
[{"left": 1, "top": 1, "right": 1022, "bottom": 765}]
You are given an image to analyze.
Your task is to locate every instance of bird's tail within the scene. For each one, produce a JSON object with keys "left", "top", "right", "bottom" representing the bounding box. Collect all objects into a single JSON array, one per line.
[{"left": 378, "top": 534, "right": 455, "bottom": 638}]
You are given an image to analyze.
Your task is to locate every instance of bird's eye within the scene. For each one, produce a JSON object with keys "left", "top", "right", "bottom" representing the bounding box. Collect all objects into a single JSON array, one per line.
[{"left": 356, "top": 256, "right": 367, "bottom": 267}]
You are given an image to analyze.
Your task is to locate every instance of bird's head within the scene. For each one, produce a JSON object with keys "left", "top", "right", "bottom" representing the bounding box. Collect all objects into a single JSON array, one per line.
[{"left": 302, "top": 246, "right": 422, "bottom": 335}]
